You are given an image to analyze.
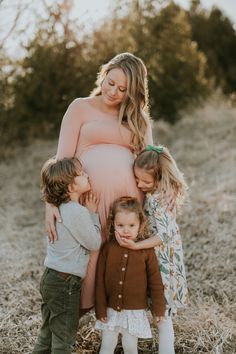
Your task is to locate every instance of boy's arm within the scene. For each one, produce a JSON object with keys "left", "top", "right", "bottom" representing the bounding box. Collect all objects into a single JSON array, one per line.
[{"left": 62, "top": 203, "right": 101, "bottom": 250}]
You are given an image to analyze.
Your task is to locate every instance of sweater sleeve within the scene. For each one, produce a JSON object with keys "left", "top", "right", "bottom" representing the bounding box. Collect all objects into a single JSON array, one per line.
[
  {"left": 95, "top": 243, "right": 108, "bottom": 319},
  {"left": 146, "top": 249, "right": 166, "bottom": 317},
  {"left": 56, "top": 98, "right": 84, "bottom": 159},
  {"left": 61, "top": 203, "right": 101, "bottom": 251}
]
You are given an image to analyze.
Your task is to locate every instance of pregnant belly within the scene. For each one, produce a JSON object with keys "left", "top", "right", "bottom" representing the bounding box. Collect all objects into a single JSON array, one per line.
[
  {"left": 79, "top": 144, "right": 142, "bottom": 238},
  {"left": 80, "top": 144, "right": 135, "bottom": 190}
]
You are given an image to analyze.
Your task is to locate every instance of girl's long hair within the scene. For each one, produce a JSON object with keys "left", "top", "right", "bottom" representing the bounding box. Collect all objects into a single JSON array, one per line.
[
  {"left": 90, "top": 52, "right": 151, "bottom": 154},
  {"left": 134, "top": 146, "right": 188, "bottom": 208},
  {"left": 107, "top": 196, "right": 150, "bottom": 241}
]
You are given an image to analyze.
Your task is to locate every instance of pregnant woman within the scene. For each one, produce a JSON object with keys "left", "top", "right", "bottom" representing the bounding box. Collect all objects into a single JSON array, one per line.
[{"left": 45, "top": 52, "right": 153, "bottom": 310}]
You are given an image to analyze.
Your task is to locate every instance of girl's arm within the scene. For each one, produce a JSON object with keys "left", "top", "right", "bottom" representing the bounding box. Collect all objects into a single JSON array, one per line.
[
  {"left": 45, "top": 99, "right": 84, "bottom": 242},
  {"left": 115, "top": 232, "right": 162, "bottom": 250}
]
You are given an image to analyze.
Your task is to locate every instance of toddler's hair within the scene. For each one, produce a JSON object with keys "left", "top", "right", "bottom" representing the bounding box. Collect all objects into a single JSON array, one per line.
[
  {"left": 41, "top": 157, "right": 83, "bottom": 207},
  {"left": 107, "top": 196, "right": 149, "bottom": 241},
  {"left": 134, "top": 146, "right": 188, "bottom": 208}
]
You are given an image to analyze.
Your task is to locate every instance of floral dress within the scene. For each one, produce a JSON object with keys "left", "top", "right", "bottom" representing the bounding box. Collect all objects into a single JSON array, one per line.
[{"left": 145, "top": 191, "right": 188, "bottom": 316}]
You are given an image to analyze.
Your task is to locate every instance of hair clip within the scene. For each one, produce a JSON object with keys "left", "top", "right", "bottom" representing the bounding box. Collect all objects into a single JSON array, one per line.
[{"left": 145, "top": 145, "right": 164, "bottom": 154}]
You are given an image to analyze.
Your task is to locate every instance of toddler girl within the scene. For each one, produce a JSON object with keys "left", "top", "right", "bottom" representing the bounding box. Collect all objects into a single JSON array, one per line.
[
  {"left": 117, "top": 145, "right": 188, "bottom": 354},
  {"left": 95, "top": 196, "right": 165, "bottom": 354}
]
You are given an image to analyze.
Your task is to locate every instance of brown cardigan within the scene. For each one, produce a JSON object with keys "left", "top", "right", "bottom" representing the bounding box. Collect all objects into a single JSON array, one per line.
[{"left": 95, "top": 239, "right": 166, "bottom": 319}]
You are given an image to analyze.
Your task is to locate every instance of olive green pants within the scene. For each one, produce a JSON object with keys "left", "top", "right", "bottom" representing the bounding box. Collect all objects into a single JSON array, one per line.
[{"left": 33, "top": 268, "right": 81, "bottom": 354}]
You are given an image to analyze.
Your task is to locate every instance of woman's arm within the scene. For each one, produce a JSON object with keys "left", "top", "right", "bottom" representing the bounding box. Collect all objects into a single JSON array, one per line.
[
  {"left": 45, "top": 202, "right": 62, "bottom": 243},
  {"left": 45, "top": 99, "right": 84, "bottom": 241},
  {"left": 56, "top": 98, "right": 84, "bottom": 159},
  {"left": 145, "top": 118, "right": 153, "bottom": 145}
]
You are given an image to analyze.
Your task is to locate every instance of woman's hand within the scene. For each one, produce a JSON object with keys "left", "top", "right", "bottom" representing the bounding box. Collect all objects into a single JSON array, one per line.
[
  {"left": 115, "top": 231, "right": 138, "bottom": 250},
  {"left": 45, "top": 202, "right": 61, "bottom": 243},
  {"left": 84, "top": 191, "right": 99, "bottom": 213}
]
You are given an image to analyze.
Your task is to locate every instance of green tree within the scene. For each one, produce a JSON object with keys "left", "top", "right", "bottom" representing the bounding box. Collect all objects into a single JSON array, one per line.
[
  {"left": 144, "top": 2, "right": 210, "bottom": 122},
  {"left": 189, "top": 1, "right": 236, "bottom": 94}
]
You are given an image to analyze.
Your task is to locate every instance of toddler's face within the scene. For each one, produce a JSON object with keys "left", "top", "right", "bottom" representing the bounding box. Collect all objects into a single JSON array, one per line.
[
  {"left": 114, "top": 211, "right": 140, "bottom": 241},
  {"left": 134, "top": 167, "right": 155, "bottom": 193}
]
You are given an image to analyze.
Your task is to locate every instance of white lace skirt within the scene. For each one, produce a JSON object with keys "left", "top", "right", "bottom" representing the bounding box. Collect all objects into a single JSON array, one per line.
[{"left": 95, "top": 307, "right": 152, "bottom": 338}]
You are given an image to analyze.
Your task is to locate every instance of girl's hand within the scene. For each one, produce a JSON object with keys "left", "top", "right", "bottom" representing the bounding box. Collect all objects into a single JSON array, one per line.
[
  {"left": 115, "top": 231, "right": 137, "bottom": 250},
  {"left": 84, "top": 191, "right": 99, "bottom": 213},
  {"left": 156, "top": 316, "right": 165, "bottom": 324},
  {"left": 99, "top": 317, "right": 107, "bottom": 323},
  {"left": 45, "top": 202, "right": 61, "bottom": 243}
]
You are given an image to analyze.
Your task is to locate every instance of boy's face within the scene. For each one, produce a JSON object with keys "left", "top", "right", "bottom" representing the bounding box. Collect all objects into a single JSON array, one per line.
[
  {"left": 70, "top": 171, "right": 91, "bottom": 195},
  {"left": 134, "top": 167, "right": 155, "bottom": 193}
]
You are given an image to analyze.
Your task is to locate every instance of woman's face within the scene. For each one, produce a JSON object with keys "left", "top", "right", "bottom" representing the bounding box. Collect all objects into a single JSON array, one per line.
[{"left": 101, "top": 68, "right": 127, "bottom": 108}]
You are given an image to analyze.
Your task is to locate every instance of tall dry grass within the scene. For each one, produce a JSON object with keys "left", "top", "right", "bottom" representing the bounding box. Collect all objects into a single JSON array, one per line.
[{"left": 0, "top": 96, "right": 235, "bottom": 353}]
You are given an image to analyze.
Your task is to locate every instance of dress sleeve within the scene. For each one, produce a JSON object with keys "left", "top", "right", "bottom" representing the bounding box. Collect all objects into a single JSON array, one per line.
[
  {"left": 95, "top": 244, "right": 108, "bottom": 319},
  {"left": 147, "top": 197, "right": 173, "bottom": 244},
  {"left": 56, "top": 98, "right": 84, "bottom": 159}
]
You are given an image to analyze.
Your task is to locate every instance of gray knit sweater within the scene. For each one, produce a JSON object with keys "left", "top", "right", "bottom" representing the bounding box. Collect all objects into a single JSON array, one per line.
[{"left": 44, "top": 201, "right": 101, "bottom": 278}]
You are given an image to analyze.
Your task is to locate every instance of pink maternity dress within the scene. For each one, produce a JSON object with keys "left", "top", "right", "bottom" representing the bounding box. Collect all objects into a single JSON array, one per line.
[{"left": 56, "top": 97, "right": 153, "bottom": 308}]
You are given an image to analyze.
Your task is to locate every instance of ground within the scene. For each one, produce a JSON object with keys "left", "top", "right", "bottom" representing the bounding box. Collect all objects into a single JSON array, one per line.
[{"left": 0, "top": 96, "right": 235, "bottom": 354}]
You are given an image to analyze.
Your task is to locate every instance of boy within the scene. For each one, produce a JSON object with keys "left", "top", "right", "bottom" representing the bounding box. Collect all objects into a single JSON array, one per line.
[{"left": 33, "top": 157, "right": 101, "bottom": 354}]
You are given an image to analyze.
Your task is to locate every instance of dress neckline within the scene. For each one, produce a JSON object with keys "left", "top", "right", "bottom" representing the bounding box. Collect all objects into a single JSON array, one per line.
[{"left": 85, "top": 97, "right": 119, "bottom": 119}]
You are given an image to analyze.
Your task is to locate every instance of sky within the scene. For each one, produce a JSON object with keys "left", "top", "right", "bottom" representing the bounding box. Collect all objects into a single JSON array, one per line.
[{"left": 0, "top": 0, "right": 236, "bottom": 58}]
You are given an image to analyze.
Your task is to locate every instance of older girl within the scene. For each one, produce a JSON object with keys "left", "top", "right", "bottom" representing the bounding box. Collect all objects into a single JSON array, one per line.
[{"left": 117, "top": 145, "right": 188, "bottom": 354}]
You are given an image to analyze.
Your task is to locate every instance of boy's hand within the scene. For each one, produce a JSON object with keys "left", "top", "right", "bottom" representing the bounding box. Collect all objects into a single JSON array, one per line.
[
  {"left": 99, "top": 317, "right": 107, "bottom": 323},
  {"left": 84, "top": 192, "right": 99, "bottom": 213},
  {"left": 115, "top": 231, "right": 137, "bottom": 250}
]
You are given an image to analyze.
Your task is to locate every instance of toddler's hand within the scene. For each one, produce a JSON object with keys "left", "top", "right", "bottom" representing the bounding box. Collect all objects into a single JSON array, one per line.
[
  {"left": 155, "top": 316, "right": 165, "bottom": 324},
  {"left": 99, "top": 317, "right": 107, "bottom": 323},
  {"left": 115, "top": 231, "right": 137, "bottom": 250},
  {"left": 84, "top": 192, "right": 99, "bottom": 213}
]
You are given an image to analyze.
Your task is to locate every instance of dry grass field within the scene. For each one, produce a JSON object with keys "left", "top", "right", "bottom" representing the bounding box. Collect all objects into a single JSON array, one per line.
[{"left": 0, "top": 97, "right": 235, "bottom": 354}]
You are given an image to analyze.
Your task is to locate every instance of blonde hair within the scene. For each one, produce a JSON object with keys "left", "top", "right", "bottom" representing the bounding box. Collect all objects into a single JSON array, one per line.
[
  {"left": 91, "top": 52, "right": 151, "bottom": 153},
  {"left": 134, "top": 146, "right": 188, "bottom": 208},
  {"left": 41, "top": 157, "right": 83, "bottom": 207},
  {"left": 107, "top": 196, "right": 149, "bottom": 241}
]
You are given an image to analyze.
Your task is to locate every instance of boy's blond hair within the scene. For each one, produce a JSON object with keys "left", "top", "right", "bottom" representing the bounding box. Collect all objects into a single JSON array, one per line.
[{"left": 41, "top": 157, "right": 82, "bottom": 207}]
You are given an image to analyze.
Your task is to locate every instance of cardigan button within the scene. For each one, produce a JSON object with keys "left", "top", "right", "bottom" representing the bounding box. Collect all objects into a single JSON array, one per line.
[
  {"left": 124, "top": 254, "right": 128, "bottom": 257},
  {"left": 119, "top": 281, "right": 123, "bottom": 285},
  {"left": 122, "top": 267, "right": 125, "bottom": 271},
  {"left": 118, "top": 294, "right": 122, "bottom": 298},
  {"left": 117, "top": 306, "right": 120, "bottom": 310}
]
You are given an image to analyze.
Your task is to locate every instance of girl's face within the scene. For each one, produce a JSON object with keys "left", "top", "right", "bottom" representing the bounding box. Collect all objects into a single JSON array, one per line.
[
  {"left": 114, "top": 211, "right": 140, "bottom": 241},
  {"left": 134, "top": 167, "right": 155, "bottom": 193},
  {"left": 101, "top": 68, "right": 127, "bottom": 108}
]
